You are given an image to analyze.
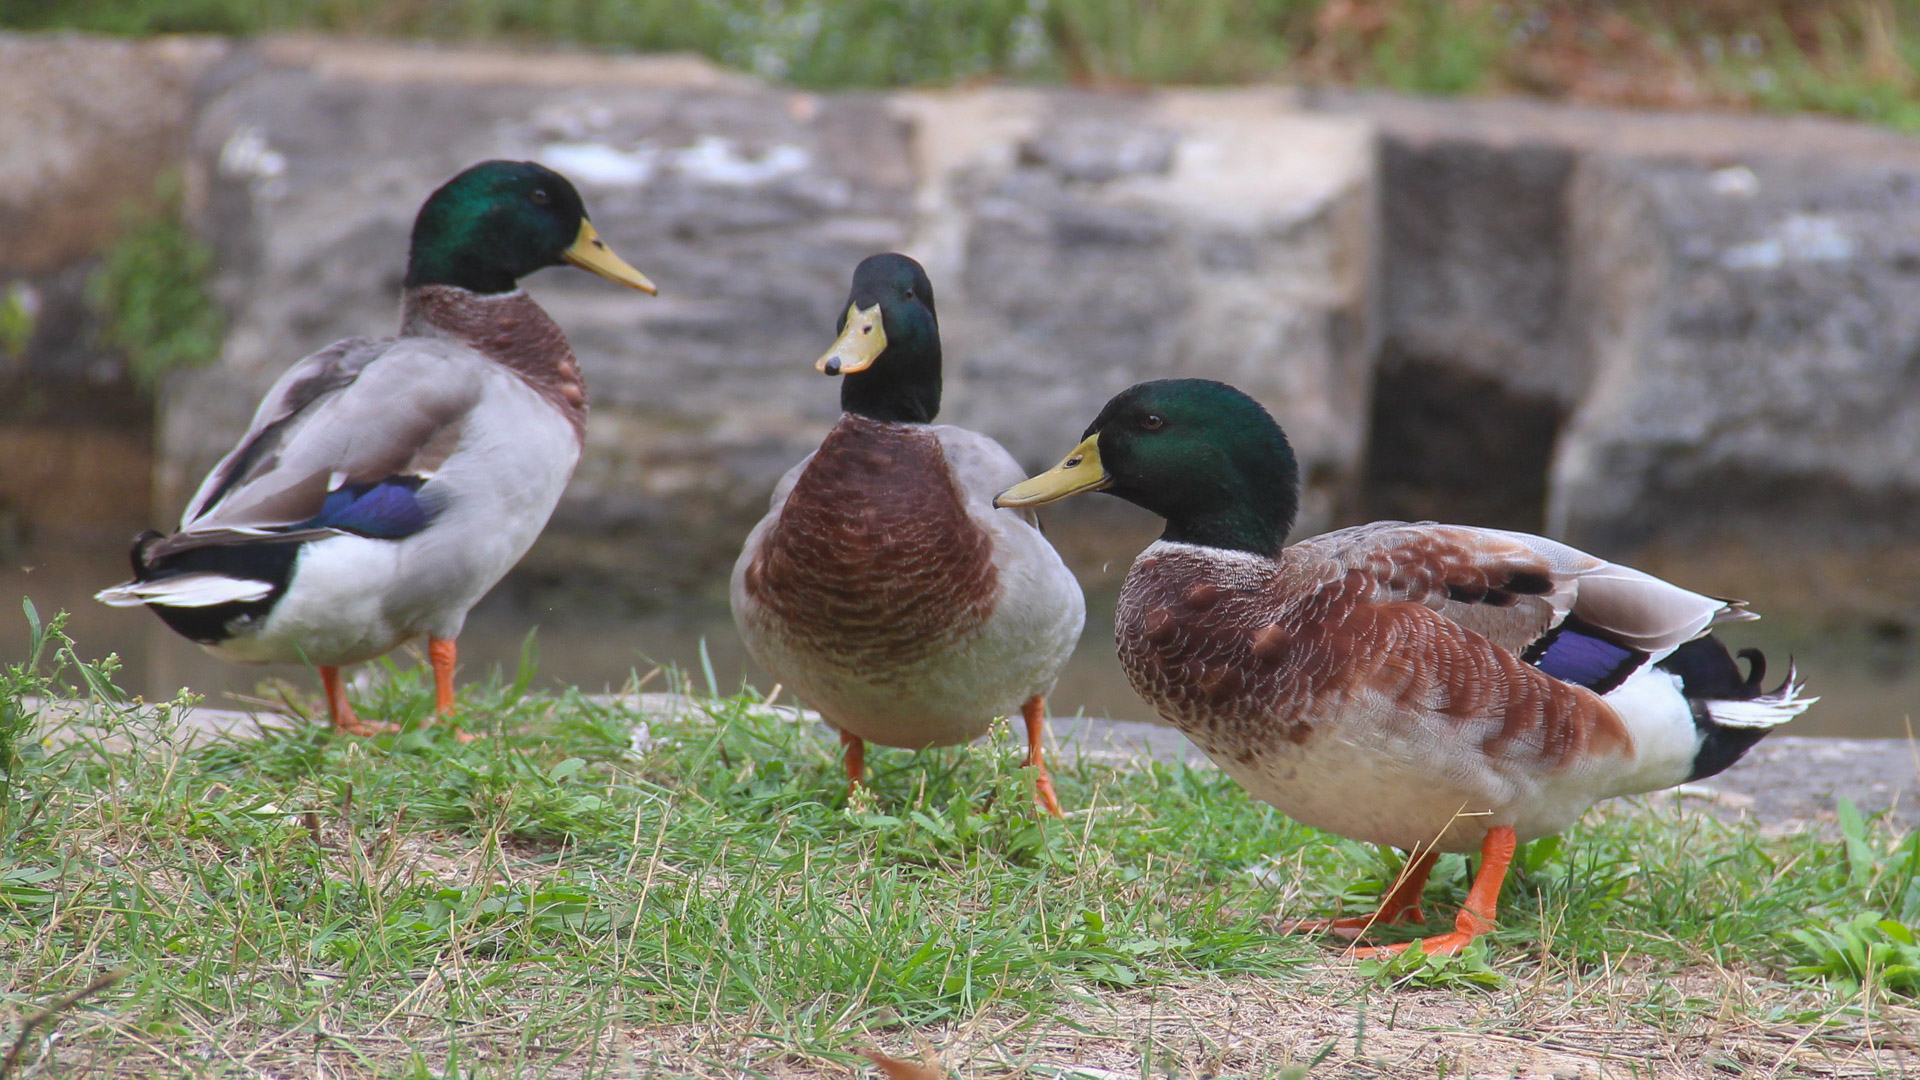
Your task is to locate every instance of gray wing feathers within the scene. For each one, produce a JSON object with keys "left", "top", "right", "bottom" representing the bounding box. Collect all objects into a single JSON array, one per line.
[
  {"left": 1563, "top": 563, "right": 1747, "bottom": 654},
  {"left": 763, "top": 451, "right": 816, "bottom": 516},
  {"left": 1486, "top": 527, "right": 1747, "bottom": 654},
  {"left": 170, "top": 337, "right": 485, "bottom": 549},
  {"left": 181, "top": 338, "right": 382, "bottom": 524}
]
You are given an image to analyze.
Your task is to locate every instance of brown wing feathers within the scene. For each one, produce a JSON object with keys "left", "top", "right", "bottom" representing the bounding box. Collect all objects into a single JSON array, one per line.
[{"left": 1121, "top": 540, "right": 1632, "bottom": 772}]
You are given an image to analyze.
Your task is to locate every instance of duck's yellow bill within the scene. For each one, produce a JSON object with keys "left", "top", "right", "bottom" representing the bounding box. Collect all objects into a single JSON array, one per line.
[
  {"left": 564, "top": 220, "right": 657, "bottom": 294},
  {"left": 995, "top": 433, "right": 1110, "bottom": 508},
  {"left": 816, "top": 302, "right": 886, "bottom": 376}
]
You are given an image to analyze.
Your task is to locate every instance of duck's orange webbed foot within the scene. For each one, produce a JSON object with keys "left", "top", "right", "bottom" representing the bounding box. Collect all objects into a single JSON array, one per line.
[
  {"left": 1347, "top": 826, "right": 1516, "bottom": 959},
  {"left": 1022, "top": 695, "right": 1065, "bottom": 818},
  {"left": 425, "top": 637, "right": 479, "bottom": 742},
  {"left": 1285, "top": 911, "right": 1424, "bottom": 942},
  {"left": 318, "top": 666, "right": 398, "bottom": 737},
  {"left": 331, "top": 713, "right": 400, "bottom": 738},
  {"left": 1285, "top": 847, "right": 1438, "bottom": 941}
]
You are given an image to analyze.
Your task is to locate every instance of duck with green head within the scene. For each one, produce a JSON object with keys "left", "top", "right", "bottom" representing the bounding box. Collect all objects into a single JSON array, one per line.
[
  {"left": 999, "top": 378, "right": 1811, "bottom": 955},
  {"left": 99, "top": 160, "right": 656, "bottom": 737},
  {"left": 732, "top": 253, "right": 1086, "bottom": 814}
]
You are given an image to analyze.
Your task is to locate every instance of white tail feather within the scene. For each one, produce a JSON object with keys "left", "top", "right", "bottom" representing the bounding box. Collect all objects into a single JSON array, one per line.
[
  {"left": 95, "top": 574, "right": 274, "bottom": 608},
  {"left": 1710, "top": 598, "right": 1760, "bottom": 626},
  {"left": 1704, "top": 663, "right": 1816, "bottom": 730}
]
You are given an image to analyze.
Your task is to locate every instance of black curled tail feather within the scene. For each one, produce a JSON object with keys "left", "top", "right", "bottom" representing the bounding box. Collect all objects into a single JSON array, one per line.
[
  {"left": 1658, "top": 635, "right": 1811, "bottom": 782},
  {"left": 128, "top": 529, "right": 164, "bottom": 580},
  {"left": 1658, "top": 635, "right": 1757, "bottom": 703}
]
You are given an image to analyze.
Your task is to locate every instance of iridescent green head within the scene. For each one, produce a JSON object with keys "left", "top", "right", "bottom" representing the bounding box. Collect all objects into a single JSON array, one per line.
[
  {"left": 404, "top": 160, "right": 656, "bottom": 296},
  {"left": 997, "top": 379, "right": 1301, "bottom": 557}
]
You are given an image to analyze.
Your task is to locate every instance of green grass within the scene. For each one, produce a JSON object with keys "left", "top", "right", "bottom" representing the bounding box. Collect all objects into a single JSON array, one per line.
[
  {"left": 2, "top": 602, "right": 1917, "bottom": 1077},
  {"left": 3, "top": 1, "right": 1918, "bottom": 128}
]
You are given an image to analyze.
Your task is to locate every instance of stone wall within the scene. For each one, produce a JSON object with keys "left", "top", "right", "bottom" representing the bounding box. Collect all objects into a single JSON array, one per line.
[
  {"left": 162, "top": 41, "right": 1375, "bottom": 605},
  {"left": 0, "top": 34, "right": 228, "bottom": 547},
  {"left": 1323, "top": 91, "right": 1920, "bottom": 624},
  {"left": 6, "top": 33, "right": 1918, "bottom": 626}
]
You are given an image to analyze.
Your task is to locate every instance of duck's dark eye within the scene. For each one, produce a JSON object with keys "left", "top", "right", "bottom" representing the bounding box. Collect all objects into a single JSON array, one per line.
[
  {"left": 904, "top": 288, "right": 916, "bottom": 300},
  {"left": 1141, "top": 413, "right": 1165, "bottom": 431},
  {"left": 530, "top": 189, "right": 550, "bottom": 205}
]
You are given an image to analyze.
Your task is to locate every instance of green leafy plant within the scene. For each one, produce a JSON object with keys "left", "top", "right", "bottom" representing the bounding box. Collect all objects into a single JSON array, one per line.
[
  {"left": 1356, "top": 939, "right": 1504, "bottom": 989},
  {"left": 0, "top": 282, "right": 36, "bottom": 360},
  {"left": 2, "top": 598, "right": 163, "bottom": 881},
  {"left": 85, "top": 174, "right": 224, "bottom": 390},
  {"left": 0, "top": 598, "right": 55, "bottom": 796},
  {"left": 1370, "top": 0, "right": 1499, "bottom": 95},
  {"left": 1790, "top": 912, "right": 1920, "bottom": 997},
  {"left": 8, "top": 0, "right": 1920, "bottom": 131},
  {"left": 1786, "top": 797, "right": 1920, "bottom": 998}
]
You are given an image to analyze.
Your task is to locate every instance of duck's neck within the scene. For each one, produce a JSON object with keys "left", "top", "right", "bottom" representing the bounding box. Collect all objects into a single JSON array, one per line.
[
  {"left": 840, "top": 348, "right": 940, "bottom": 425},
  {"left": 402, "top": 285, "right": 586, "bottom": 438},
  {"left": 1147, "top": 458, "right": 1298, "bottom": 559},
  {"left": 1161, "top": 506, "right": 1293, "bottom": 560}
]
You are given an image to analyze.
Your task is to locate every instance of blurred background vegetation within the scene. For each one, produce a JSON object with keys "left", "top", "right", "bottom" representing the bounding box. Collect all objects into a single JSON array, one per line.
[
  {"left": 85, "top": 175, "right": 225, "bottom": 391},
  {"left": 3, "top": 0, "right": 1917, "bottom": 127}
]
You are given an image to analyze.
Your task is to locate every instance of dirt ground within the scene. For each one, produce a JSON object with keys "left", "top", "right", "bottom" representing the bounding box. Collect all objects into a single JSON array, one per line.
[{"left": 594, "top": 965, "right": 1918, "bottom": 1079}]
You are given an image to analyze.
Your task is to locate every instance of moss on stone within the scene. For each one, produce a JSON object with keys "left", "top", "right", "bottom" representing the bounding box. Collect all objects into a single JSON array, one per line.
[{"left": 84, "top": 175, "right": 223, "bottom": 391}]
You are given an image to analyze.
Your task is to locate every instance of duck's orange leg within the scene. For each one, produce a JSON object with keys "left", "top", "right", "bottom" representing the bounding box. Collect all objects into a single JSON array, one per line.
[
  {"left": 1352, "top": 825, "right": 1517, "bottom": 958},
  {"left": 318, "top": 665, "right": 395, "bottom": 737},
  {"left": 1022, "top": 695, "right": 1064, "bottom": 818},
  {"left": 841, "top": 729, "right": 866, "bottom": 794},
  {"left": 422, "top": 637, "right": 479, "bottom": 741},
  {"left": 1285, "top": 846, "right": 1439, "bottom": 940}
]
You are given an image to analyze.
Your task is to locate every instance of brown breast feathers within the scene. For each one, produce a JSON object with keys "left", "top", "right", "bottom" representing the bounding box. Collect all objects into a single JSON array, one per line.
[
  {"left": 1118, "top": 544, "right": 1629, "bottom": 770},
  {"left": 403, "top": 285, "right": 587, "bottom": 438},
  {"left": 743, "top": 415, "right": 999, "bottom": 682}
]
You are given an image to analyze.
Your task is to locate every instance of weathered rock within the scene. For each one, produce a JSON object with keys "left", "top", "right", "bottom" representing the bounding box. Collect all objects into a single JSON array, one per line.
[
  {"left": 0, "top": 33, "right": 228, "bottom": 278},
  {"left": 5, "top": 31, "right": 1904, "bottom": 632},
  {"left": 1553, "top": 150, "right": 1920, "bottom": 622},
  {"left": 897, "top": 89, "right": 1376, "bottom": 581},
  {"left": 1321, "top": 91, "right": 1920, "bottom": 627},
  {"left": 1363, "top": 135, "right": 1579, "bottom": 529}
]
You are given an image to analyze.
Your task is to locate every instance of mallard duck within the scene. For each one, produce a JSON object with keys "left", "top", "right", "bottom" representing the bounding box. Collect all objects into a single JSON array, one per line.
[
  {"left": 731, "top": 253, "right": 1086, "bottom": 814},
  {"left": 997, "top": 379, "right": 1812, "bottom": 955},
  {"left": 97, "top": 160, "right": 655, "bottom": 737}
]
